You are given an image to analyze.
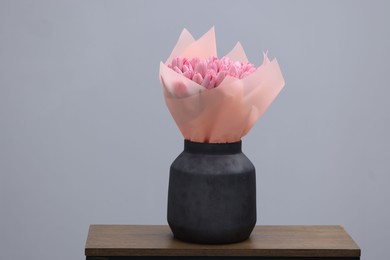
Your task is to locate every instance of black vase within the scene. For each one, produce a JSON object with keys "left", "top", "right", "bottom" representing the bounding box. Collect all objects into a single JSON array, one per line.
[{"left": 167, "top": 140, "right": 256, "bottom": 244}]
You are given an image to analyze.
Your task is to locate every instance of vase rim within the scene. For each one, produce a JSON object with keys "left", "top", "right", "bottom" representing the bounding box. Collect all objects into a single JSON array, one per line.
[{"left": 184, "top": 140, "right": 242, "bottom": 154}]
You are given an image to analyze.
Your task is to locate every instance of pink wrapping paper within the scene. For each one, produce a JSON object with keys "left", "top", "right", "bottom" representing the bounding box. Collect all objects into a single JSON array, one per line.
[{"left": 159, "top": 27, "right": 285, "bottom": 143}]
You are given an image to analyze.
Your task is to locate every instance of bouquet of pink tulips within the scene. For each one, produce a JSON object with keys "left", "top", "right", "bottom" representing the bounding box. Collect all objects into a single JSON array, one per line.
[{"left": 159, "top": 27, "right": 285, "bottom": 143}]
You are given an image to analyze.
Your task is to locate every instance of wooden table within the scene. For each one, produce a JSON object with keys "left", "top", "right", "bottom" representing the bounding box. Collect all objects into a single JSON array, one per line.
[{"left": 85, "top": 225, "right": 360, "bottom": 260}]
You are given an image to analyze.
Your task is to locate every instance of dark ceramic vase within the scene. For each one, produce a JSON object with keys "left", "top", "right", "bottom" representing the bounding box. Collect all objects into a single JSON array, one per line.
[{"left": 167, "top": 140, "right": 256, "bottom": 244}]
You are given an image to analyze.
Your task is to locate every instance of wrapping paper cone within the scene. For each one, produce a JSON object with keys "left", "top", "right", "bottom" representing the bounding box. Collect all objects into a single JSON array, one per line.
[{"left": 159, "top": 27, "right": 285, "bottom": 143}]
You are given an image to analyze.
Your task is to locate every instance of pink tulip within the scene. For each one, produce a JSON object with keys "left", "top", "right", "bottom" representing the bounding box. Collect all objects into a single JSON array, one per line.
[{"left": 167, "top": 56, "right": 257, "bottom": 89}]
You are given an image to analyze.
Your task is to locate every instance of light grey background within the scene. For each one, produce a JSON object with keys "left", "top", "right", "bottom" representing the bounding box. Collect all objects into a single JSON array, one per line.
[{"left": 0, "top": 0, "right": 389, "bottom": 259}]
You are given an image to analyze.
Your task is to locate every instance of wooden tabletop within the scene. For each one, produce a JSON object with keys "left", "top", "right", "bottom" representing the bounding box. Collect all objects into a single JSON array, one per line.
[{"left": 85, "top": 225, "right": 360, "bottom": 258}]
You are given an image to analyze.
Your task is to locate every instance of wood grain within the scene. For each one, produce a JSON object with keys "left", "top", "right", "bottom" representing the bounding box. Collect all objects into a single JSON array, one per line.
[{"left": 85, "top": 225, "right": 360, "bottom": 257}]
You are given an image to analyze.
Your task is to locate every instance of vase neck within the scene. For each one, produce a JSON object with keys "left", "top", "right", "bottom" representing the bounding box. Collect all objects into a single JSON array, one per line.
[{"left": 184, "top": 140, "right": 242, "bottom": 155}]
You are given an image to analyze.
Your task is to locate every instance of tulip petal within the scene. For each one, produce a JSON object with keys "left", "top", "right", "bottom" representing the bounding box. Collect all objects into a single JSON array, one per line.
[
  {"left": 201, "top": 74, "right": 211, "bottom": 88},
  {"left": 193, "top": 72, "right": 203, "bottom": 85}
]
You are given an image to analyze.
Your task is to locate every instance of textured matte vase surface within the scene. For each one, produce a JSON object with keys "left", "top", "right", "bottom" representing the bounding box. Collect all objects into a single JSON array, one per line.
[{"left": 167, "top": 140, "right": 256, "bottom": 244}]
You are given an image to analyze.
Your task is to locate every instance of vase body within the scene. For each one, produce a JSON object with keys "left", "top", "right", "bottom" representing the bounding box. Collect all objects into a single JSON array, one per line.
[{"left": 167, "top": 140, "right": 256, "bottom": 244}]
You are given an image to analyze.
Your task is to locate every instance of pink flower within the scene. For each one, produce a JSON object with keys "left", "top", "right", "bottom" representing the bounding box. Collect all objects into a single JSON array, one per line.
[
  {"left": 159, "top": 27, "right": 285, "bottom": 143},
  {"left": 167, "top": 56, "right": 257, "bottom": 89}
]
